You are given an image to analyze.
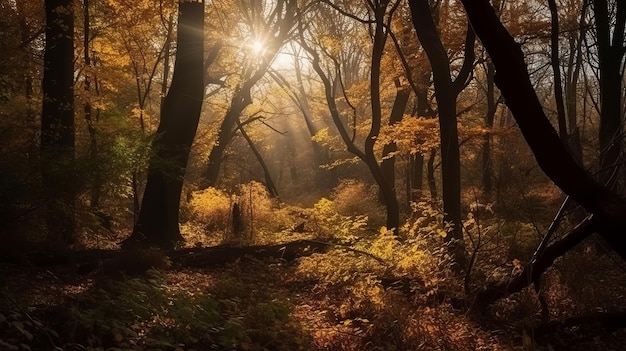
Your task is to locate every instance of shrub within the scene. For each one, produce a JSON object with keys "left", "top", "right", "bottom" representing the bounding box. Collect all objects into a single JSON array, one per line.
[
  {"left": 331, "top": 179, "right": 385, "bottom": 227},
  {"left": 183, "top": 187, "right": 233, "bottom": 245},
  {"left": 311, "top": 197, "right": 368, "bottom": 241}
]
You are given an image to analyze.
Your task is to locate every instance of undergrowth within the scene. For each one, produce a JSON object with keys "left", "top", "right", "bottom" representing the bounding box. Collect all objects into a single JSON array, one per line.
[{"left": 2, "top": 194, "right": 626, "bottom": 350}]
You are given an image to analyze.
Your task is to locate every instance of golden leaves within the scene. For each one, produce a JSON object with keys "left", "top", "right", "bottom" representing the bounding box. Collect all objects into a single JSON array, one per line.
[{"left": 379, "top": 116, "right": 440, "bottom": 156}]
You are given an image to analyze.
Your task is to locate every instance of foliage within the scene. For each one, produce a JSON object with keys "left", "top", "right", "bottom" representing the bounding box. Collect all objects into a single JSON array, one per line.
[
  {"left": 0, "top": 307, "right": 58, "bottom": 351},
  {"left": 311, "top": 197, "right": 368, "bottom": 242},
  {"left": 185, "top": 186, "right": 232, "bottom": 235},
  {"left": 183, "top": 181, "right": 303, "bottom": 246},
  {"left": 13, "top": 267, "right": 309, "bottom": 351},
  {"left": 331, "top": 179, "right": 386, "bottom": 227},
  {"left": 379, "top": 117, "right": 441, "bottom": 156}
]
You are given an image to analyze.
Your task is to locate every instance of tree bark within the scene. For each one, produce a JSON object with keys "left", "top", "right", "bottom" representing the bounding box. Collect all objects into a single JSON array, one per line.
[
  {"left": 41, "top": 0, "right": 75, "bottom": 246},
  {"left": 123, "top": 1, "right": 205, "bottom": 249}
]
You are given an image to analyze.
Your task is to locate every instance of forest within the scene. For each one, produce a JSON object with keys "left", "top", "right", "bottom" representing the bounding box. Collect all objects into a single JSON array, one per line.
[{"left": 1, "top": 0, "right": 626, "bottom": 349}]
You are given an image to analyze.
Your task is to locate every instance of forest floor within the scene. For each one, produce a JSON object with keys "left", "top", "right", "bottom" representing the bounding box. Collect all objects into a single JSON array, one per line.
[{"left": 1, "top": 233, "right": 626, "bottom": 350}]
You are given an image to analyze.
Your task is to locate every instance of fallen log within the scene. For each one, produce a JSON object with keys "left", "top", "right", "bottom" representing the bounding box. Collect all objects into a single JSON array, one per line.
[{"left": 168, "top": 239, "right": 332, "bottom": 267}]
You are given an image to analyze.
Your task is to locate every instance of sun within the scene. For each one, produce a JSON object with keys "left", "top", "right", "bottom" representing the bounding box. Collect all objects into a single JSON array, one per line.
[
  {"left": 251, "top": 40, "right": 266, "bottom": 55},
  {"left": 247, "top": 38, "right": 295, "bottom": 70}
]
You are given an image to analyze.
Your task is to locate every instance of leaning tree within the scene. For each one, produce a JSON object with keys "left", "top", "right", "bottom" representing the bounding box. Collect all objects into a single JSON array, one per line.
[{"left": 122, "top": 0, "right": 205, "bottom": 249}]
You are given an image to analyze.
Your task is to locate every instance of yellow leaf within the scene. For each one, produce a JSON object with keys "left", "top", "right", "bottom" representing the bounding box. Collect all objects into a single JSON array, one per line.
[{"left": 437, "top": 229, "right": 448, "bottom": 238}]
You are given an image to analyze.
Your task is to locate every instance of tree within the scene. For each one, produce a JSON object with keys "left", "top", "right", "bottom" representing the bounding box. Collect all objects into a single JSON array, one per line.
[
  {"left": 299, "top": 0, "right": 402, "bottom": 232},
  {"left": 380, "top": 78, "right": 410, "bottom": 200},
  {"left": 41, "top": 0, "right": 75, "bottom": 246},
  {"left": 459, "top": 0, "right": 626, "bottom": 261},
  {"left": 122, "top": 0, "right": 205, "bottom": 249},
  {"left": 591, "top": 0, "right": 626, "bottom": 185},
  {"left": 563, "top": 0, "right": 588, "bottom": 164},
  {"left": 204, "top": 0, "right": 297, "bottom": 187},
  {"left": 408, "top": 0, "right": 475, "bottom": 268}
]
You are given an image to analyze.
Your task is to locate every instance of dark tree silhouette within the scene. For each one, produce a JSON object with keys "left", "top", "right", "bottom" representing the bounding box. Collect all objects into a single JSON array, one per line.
[
  {"left": 592, "top": 0, "right": 626, "bottom": 184},
  {"left": 41, "top": 0, "right": 75, "bottom": 245},
  {"left": 459, "top": 0, "right": 626, "bottom": 260},
  {"left": 122, "top": 0, "right": 205, "bottom": 249},
  {"left": 408, "top": 0, "right": 475, "bottom": 269}
]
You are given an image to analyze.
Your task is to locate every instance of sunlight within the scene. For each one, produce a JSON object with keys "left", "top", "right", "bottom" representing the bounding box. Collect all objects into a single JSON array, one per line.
[
  {"left": 247, "top": 38, "right": 296, "bottom": 71},
  {"left": 271, "top": 51, "right": 294, "bottom": 71},
  {"left": 251, "top": 40, "right": 265, "bottom": 55}
]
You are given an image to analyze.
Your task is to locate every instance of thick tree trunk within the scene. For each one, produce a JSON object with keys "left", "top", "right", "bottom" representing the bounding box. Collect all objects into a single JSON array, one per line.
[
  {"left": 460, "top": 0, "right": 626, "bottom": 259},
  {"left": 41, "top": 0, "right": 75, "bottom": 246},
  {"left": 123, "top": 1, "right": 204, "bottom": 249}
]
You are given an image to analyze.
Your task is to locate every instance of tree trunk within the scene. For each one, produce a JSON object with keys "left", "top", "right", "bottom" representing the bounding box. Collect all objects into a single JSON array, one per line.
[
  {"left": 205, "top": 88, "right": 253, "bottom": 186},
  {"left": 298, "top": 3, "right": 400, "bottom": 233},
  {"left": 409, "top": 0, "right": 475, "bottom": 269},
  {"left": 564, "top": 1, "right": 587, "bottom": 165},
  {"left": 123, "top": 1, "right": 205, "bottom": 249},
  {"left": 548, "top": 0, "right": 568, "bottom": 142},
  {"left": 427, "top": 149, "right": 437, "bottom": 200},
  {"left": 592, "top": 0, "right": 626, "bottom": 185},
  {"left": 366, "top": 0, "right": 400, "bottom": 232},
  {"left": 41, "top": 0, "right": 75, "bottom": 246},
  {"left": 460, "top": 0, "right": 626, "bottom": 259},
  {"left": 82, "top": 0, "right": 102, "bottom": 209},
  {"left": 381, "top": 78, "right": 410, "bottom": 201},
  {"left": 236, "top": 120, "right": 280, "bottom": 198},
  {"left": 482, "top": 60, "right": 496, "bottom": 197}
]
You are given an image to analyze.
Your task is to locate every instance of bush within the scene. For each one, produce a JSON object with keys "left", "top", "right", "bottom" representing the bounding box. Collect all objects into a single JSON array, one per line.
[
  {"left": 331, "top": 179, "right": 385, "bottom": 227},
  {"left": 311, "top": 197, "right": 368, "bottom": 241}
]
